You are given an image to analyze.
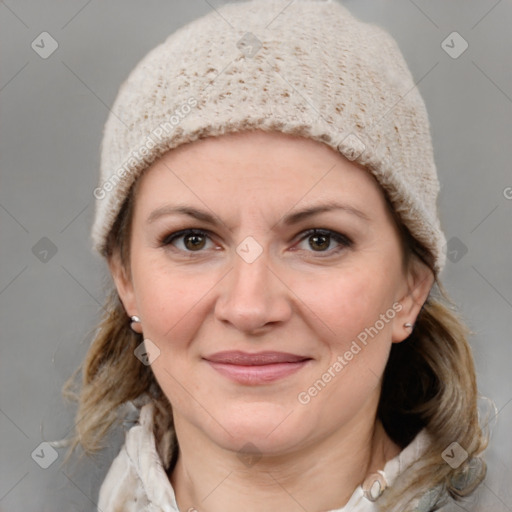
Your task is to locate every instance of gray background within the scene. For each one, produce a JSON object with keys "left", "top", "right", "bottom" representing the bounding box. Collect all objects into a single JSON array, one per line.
[{"left": 1, "top": 0, "right": 511, "bottom": 511}]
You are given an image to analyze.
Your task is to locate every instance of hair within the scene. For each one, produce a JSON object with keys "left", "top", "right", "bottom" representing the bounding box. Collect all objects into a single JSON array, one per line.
[{"left": 62, "top": 162, "right": 488, "bottom": 512}]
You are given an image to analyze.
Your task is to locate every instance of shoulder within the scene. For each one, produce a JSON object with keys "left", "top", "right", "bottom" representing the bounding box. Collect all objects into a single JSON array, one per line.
[
  {"left": 379, "top": 429, "right": 449, "bottom": 512},
  {"left": 97, "top": 402, "right": 178, "bottom": 511},
  {"left": 97, "top": 441, "right": 152, "bottom": 511}
]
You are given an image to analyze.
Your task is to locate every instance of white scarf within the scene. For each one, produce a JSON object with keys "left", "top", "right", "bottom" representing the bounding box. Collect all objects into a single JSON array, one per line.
[{"left": 97, "top": 402, "right": 442, "bottom": 512}]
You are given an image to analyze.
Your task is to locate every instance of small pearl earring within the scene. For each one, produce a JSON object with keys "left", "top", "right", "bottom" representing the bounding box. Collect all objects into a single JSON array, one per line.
[
  {"left": 404, "top": 322, "right": 413, "bottom": 330},
  {"left": 130, "top": 315, "right": 141, "bottom": 332}
]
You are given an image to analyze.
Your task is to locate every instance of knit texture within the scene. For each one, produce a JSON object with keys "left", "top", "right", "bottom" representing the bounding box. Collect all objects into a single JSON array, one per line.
[{"left": 91, "top": 0, "right": 447, "bottom": 274}]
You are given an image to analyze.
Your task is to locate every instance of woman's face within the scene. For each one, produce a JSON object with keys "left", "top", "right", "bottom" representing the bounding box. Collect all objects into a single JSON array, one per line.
[{"left": 111, "top": 130, "right": 432, "bottom": 456}]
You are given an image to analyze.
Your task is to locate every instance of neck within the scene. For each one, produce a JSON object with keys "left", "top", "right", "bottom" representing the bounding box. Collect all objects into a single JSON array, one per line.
[{"left": 170, "top": 414, "right": 401, "bottom": 512}]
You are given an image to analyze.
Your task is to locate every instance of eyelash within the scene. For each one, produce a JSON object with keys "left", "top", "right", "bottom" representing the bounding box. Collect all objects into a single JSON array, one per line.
[{"left": 158, "top": 228, "right": 353, "bottom": 257}]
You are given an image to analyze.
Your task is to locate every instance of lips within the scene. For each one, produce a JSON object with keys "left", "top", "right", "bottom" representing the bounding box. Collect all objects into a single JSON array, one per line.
[
  {"left": 205, "top": 351, "right": 310, "bottom": 365},
  {"left": 203, "top": 351, "right": 312, "bottom": 385}
]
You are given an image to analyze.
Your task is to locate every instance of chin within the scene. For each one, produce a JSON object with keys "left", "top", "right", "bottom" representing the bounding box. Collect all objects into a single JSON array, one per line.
[{"left": 199, "top": 402, "right": 312, "bottom": 456}]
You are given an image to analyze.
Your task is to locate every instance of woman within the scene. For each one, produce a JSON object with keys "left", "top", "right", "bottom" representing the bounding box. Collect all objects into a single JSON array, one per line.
[{"left": 63, "top": 1, "right": 487, "bottom": 510}]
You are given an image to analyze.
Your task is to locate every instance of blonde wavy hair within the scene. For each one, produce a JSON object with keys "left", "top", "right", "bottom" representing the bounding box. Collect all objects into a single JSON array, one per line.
[{"left": 62, "top": 175, "right": 489, "bottom": 512}]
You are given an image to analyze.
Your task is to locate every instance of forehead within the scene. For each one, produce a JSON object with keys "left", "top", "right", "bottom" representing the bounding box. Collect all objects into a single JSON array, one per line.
[{"left": 133, "top": 130, "right": 389, "bottom": 225}]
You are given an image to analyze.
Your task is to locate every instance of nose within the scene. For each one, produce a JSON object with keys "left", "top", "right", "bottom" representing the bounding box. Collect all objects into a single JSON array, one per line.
[{"left": 214, "top": 248, "right": 292, "bottom": 335}]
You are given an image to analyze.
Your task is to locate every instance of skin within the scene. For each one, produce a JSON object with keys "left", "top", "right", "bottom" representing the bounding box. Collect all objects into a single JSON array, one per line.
[{"left": 110, "top": 130, "right": 434, "bottom": 512}]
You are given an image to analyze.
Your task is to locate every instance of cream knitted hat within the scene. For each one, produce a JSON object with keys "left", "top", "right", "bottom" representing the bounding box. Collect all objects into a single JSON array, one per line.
[{"left": 91, "top": 0, "right": 447, "bottom": 274}]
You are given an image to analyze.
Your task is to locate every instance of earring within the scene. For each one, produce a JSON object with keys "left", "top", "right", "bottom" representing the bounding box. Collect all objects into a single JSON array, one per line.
[
  {"left": 404, "top": 322, "right": 413, "bottom": 330},
  {"left": 130, "top": 315, "right": 141, "bottom": 332}
]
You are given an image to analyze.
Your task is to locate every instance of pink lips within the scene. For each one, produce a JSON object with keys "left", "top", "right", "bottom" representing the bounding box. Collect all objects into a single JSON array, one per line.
[{"left": 204, "top": 351, "right": 311, "bottom": 385}]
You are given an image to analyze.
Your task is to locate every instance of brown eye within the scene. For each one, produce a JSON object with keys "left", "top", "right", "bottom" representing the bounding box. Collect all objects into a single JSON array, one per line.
[
  {"left": 160, "top": 229, "right": 212, "bottom": 252},
  {"left": 296, "top": 229, "right": 352, "bottom": 255},
  {"left": 183, "top": 232, "right": 206, "bottom": 251},
  {"left": 308, "top": 232, "right": 330, "bottom": 251}
]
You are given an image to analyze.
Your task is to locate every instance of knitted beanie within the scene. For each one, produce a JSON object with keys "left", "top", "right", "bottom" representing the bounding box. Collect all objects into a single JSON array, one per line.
[{"left": 91, "top": 0, "right": 447, "bottom": 274}]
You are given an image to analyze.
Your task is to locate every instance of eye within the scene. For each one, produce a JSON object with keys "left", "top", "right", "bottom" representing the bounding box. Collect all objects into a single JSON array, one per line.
[
  {"left": 294, "top": 229, "right": 352, "bottom": 256},
  {"left": 160, "top": 229, "right": 216, "bottom": 252}
]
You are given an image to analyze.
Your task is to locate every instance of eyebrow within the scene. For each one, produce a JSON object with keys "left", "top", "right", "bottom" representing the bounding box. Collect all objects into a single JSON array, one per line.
[{"left": 146, "top": 201, "right": 370, "bottom": 227}]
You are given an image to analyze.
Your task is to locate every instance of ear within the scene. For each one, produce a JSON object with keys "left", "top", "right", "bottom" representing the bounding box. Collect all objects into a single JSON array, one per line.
[
  {"left": 108, "top": 250, "right": 142, "bottom": 334},
  {"left": 392, "top": 256, "right": 435, "bottom": 344}
]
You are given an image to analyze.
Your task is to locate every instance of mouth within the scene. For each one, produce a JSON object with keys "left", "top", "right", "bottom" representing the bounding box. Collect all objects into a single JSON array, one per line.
[{"left": 203, "top": 351, "right": 312, "bottom": 385}]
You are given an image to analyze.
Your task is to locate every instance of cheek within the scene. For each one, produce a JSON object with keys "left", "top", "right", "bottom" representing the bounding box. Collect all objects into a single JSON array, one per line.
[
  {"left": 291, "top": 263, "right": 401, "bottom": 398},
  {"left": 132, "top": 255, "right": 216, "bottom": 349},
  {"left": 132, "top": 262, "right": 211, "bottom": 407},
  {"left": 299, "top": 263, "right": 398, "bottom": 343},
  {"left": 296, "top": 267, "right": 398, "bottom": 411}
]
